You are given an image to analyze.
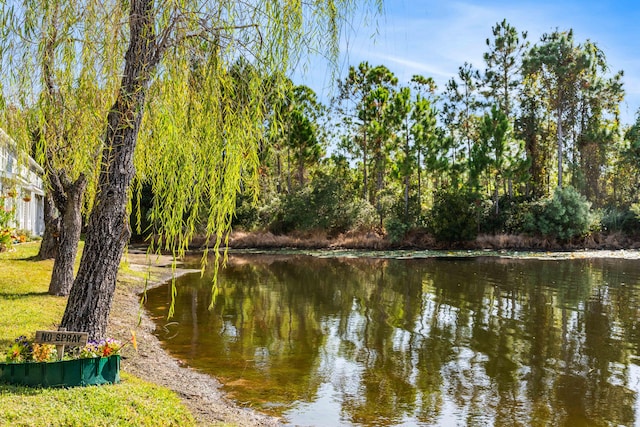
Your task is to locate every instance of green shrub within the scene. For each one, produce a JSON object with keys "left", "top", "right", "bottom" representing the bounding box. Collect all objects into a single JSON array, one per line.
[
  {"left": 601, "top": 207, "right": 640, "bottom": 233},
  {"left": 498, "top": 198, "right": 539, "bottom": 234},
  {"left": 384, "top": 216, "right": 409, "bottom": 243},
  {"left": 0, "top": 229, "right": 12, "bottom": 252},
  {"left": 384, "top": 194, "right": 424, "bottom": 243},
  {"left": 233, "top": 193, "right": 261, "bottom": 230},
  {"left": 478, "top": 195, "right": 533, "bottom": 234},
  {"left": 428, "top": 190, "right": 483, "bottom": 242},
  {"left": 631, "top": 203, "right": 640, "bottom": 223},
  {"left": 268, "top": 172, "right": 377, "bottom": 235},
  {"left": 0, "top": 196, "right": 16, "bottom": 251},
  {"left": 268, "top": 190, "right": 310, "bottom": 234},
  {"left": 524, "top": 186, "right": 593, "bottom": 240},
  {"left": 348, "top": 199, "right": 378, "bottom": 232}
]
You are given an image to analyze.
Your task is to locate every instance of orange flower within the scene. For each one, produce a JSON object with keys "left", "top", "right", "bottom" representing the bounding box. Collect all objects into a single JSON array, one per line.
[{"left": 130, "top": 330, "right": 138, "bottom": 352}]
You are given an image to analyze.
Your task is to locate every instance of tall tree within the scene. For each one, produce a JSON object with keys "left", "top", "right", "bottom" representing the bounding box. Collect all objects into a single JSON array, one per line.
[
  {"left": 477, "top": 105, "right": 510, "bottom": 213},
  {"left": 443, "top": 62, "right": 481, "bottom": 164},
  {"left": 516, "top": 73, "right": 553, "bottom": 197},
  {"left": 336, "top": 62, "right": 374, "bottom": 201},
  {"left": 336, "top": 62, "right": 397, "bottom": 205},
  {"left": 571, "top": 42, "right": 624, "bottom": 205},
  {"left": 482, "top": 20, "right": 528, "bottom": 197},
  {"left": 389, "top": 86, "right": 414, "bottom": 221},
  {"left": 522, "top": 30, "right": 593, "bottom": 188},
  {"left": 389, "top": 76, "right": 438, "bottom": 220},
  {"left": 613, "top": 112, "right": 640, "bottom": 206},
  {"left": 37, "top": 194, "right": 60, "bottom": 260},
  {"left": 2, "top": 0, "right": 378, "bottom": 340},
  {"left": 409, "top": 76, "right": 438, "bottom": 208},
  {"left": 482, "top": 19, "right": 528, "bottom": 120},
  {"left": 367, "top": 77, "right": 398, "bottom": 225},
  {"left": 284, "top": 85, "right": 324, "bottom": 188}
]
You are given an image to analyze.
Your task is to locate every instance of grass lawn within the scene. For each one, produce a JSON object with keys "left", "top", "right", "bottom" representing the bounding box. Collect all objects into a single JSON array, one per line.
[{"left": 0, "top": 243, "right": 196, "bottom": 426}]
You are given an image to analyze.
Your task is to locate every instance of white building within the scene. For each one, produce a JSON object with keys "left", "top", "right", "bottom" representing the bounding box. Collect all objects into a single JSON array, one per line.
[{"left": 0, "top": 127, "right": 45, "bottom": 236}]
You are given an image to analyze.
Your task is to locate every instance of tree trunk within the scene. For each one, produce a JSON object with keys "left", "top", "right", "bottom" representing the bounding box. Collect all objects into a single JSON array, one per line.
[
  {"left": 276, "top": 150, "right": 282, "bottom": 193},
  {"left": 404, "top": 175, "right": 409, "bottom": 221},
  {"left": 493, "top": 182, "right": 499, "bottom": 216},
  {"left": 37, "top": 193, "right": 60, "bottom": 260},
  {"left": 557, "top": 106, "right": 564, "bottom": 188},
  {"left": 48, "top": 175, "right": 87, "bottom": 296},
  {"left": 417, "top": 152, "right": 422, "bottom": 216},
  {"left": 286, "top": 147, "right": 292, "bottom": 193},
  {"left": 60, "top": 0, "right": 157, "bottom": 340},
  {"left": 297, "top": 149, "right": 305, "bottom": 187},
  {"left": 375, "top": 148, "right": 384, "bottom": 229},
  {"left": 403, "top": 128, "right": 410, "bottom": 221},
  {"left": 362, "top": 128, "right": 368, "bottom": 201}
]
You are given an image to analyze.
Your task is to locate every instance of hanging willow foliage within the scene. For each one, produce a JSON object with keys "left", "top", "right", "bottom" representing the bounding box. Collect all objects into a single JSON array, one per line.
[
  {"left": 131, "top": 0, "right": 383, "bottom": 315},
  {"left": 137, "top": 52, "right": 271, "bottom": 314},
  {"left": 0, "top": 0, "right": 126, "bottom": 212},
  {"left": 2, "top": 0, "right": 383, "bottom": 330}
]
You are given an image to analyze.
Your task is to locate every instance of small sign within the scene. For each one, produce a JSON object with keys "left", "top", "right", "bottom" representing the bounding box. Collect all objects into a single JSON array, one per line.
[{"left": 35, "top": 330, "right": 88, "bottom": 347}]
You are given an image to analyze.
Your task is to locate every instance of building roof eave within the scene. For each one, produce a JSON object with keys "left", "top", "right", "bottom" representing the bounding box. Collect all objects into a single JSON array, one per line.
[{"left": 0, "top": 127, "right": 44, "bottom": 175}]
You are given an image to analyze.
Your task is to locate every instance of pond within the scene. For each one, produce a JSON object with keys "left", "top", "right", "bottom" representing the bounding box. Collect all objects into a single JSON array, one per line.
[{"left": 144, "top": 252, "right": 640, "bottom": 426}]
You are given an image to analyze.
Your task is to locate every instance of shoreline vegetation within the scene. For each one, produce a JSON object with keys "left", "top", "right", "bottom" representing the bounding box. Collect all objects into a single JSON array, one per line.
[
  {"left": 3, "top": 237, "right": 640, "bottom": 426},
  {"left": 215, "top": 230, "right": 640, "bottom": 252}
]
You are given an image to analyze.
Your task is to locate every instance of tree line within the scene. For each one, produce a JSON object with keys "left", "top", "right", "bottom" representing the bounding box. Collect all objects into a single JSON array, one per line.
[{"left": 225, "top": 20, "right": 640, "bottom": 244}]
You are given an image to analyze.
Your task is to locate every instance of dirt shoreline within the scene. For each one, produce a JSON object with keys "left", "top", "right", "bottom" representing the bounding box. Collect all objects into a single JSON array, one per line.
[{"left": 107, "top": 250, "right": 281, "bottom": 427}]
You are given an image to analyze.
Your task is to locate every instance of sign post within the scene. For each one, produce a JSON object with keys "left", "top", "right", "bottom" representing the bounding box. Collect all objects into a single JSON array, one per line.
[{"left": 35, "top": 328, "right": 88, "bottom": 361}]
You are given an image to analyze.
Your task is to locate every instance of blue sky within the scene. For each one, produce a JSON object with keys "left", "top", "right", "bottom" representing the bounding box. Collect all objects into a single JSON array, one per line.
[{"left": 294, "top": 0, "right": 640, "bottom": 126}]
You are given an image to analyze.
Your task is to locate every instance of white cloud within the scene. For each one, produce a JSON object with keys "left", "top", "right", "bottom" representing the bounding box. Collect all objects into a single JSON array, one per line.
[
  {"left": 350, "top": 50, "right": 451, "bottom": 79},
  {"left": 338, "top": 1, "right": 543, "bottom": 83}
]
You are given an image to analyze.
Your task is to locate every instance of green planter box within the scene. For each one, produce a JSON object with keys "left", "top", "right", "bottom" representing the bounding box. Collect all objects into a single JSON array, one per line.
[{"left": 0, "top": 355, "right": 120, "bottom": 387}]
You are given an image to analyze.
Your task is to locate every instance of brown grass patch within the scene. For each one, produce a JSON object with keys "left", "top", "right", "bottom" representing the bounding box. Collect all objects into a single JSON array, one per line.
[
  {"left": 229, "top": 231, "right": 332, "bottom": 249},
  {"left": 329, "top": 231, "right": 391, "bottom": 249},
  {"left": 181, "top": 230, "right": 640, "bottom": 252},
  {"left": 474, "top": 234, "right": 555, "bottom": 250}
]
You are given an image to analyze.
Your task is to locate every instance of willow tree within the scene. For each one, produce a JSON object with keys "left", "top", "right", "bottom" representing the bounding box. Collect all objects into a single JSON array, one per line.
[
  {"left": 3, "top": 0, "right": 379, "bottom": 340},
  {"left": 0, "top": 1, "right": 124, "bottom": 295}
]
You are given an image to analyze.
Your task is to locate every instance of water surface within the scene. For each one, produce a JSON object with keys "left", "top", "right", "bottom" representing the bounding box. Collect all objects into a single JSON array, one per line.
[{"left": 144, "top": 253, "right": 640, "bottom": 426}]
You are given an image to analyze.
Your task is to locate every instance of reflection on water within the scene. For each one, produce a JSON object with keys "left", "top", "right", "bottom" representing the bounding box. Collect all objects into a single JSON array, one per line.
[{"left": 144, "top": 254, "right": 640, "bottom": 426}]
